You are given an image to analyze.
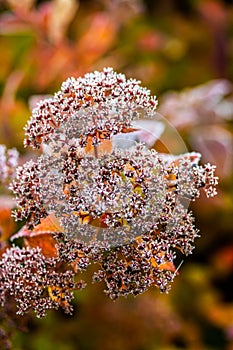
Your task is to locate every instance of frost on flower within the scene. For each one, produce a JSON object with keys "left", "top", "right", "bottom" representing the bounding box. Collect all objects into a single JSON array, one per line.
[
  {"left": 24, "top": 67, "right": 157, "bottom": 150},
  {"left": 0, "top": 246, "right": 84, "bottom": 317},
  {"left": 8, "top": 68, "right": 218, "bottom": 310}
]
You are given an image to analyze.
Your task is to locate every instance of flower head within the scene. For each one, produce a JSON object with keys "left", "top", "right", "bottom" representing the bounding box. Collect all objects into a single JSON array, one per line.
[
  {"left": 9, "top": 68, "right": 218, "bottom": 305},
  {"left": 0, "top": 246, "right": 84, "bottom": 317},
  {"left": 24, "top": 67, "right": 157, "bottom": 150}
]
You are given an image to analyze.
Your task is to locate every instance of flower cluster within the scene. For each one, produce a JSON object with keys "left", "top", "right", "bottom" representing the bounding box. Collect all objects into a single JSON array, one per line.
[
  {"left": 0, "top": 145, "right": 18, "bottom": 185},
  {"left": 10, "top": 160, "right": 46, "bottom": 224},
  {"left": 12, "top": 146, "right": 217, "bottom": 248},
  {"left": 24, "top": 67, "right": 157, "bottom": 149},
  {"left": 5, "top": 68, "right": 218, "bottom": 315},
  {"left": 0, "top": 246, "right": 85, "bottom": 317}
]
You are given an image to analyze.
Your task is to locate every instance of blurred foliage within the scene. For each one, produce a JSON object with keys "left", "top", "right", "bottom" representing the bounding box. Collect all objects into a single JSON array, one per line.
[{"left": 0, "top": 0, "right": 233, "bottom": 349}]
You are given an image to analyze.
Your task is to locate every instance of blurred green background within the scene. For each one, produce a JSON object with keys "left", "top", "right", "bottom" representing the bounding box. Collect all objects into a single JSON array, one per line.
[{"left": 0, "top": 0, "right": 233, "bottom": 349}]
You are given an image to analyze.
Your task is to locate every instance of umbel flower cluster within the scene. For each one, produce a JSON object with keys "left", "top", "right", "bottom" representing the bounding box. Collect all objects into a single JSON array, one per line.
[{"left": 1, "top": 68, "right": 218, "bottom": 317}]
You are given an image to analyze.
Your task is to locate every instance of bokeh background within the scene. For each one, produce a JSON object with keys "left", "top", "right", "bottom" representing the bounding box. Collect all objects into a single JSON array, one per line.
[{"left": 0, "top": 0, "right": 233, "bottom": 349}]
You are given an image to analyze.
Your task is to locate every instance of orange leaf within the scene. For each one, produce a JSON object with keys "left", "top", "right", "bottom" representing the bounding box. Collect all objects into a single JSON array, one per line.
[
  {"left": 11, "top": 214, "right": 62, "bottom": 258},
  {"left": 31, "top": 213, "right": 63, "bottom": 234},
  {"left": 24, "top": 233, "right": 58, "bottom": 258},
  {"left": 158, "top": 261, "right": 176, "bottom": 272},
  {"left": 84, "top": 136, "right": 112, "bottom": 156},
  {"left": 0, "top": 208, "right": 15, "bottom": 241}
]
